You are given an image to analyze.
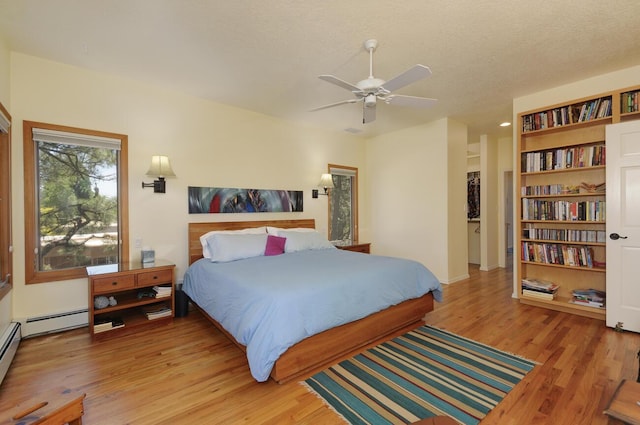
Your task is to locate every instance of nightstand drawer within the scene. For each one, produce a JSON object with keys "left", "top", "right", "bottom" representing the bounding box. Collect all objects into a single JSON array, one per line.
[
  {"left": 137, "top": 269, "right": 173, "bottom": 287},
  {"left": 92, "top": 275, "right": 135, "bottom": 294}
]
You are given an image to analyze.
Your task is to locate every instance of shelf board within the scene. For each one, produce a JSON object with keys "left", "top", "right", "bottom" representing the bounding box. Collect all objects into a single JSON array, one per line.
[
  {"left": 93, "top": 308, "right": 173, "bottom": 339},
  {"left": 521, "top": 220, "right": 605, "bottom": 224},
  {"left": 519, "top": 295, "right": 605, "bottom": 320},
  {"left": 520, "top": 192, "right": 605, "bottom": 198},
  {"left": 521, "top": 261, "right": 606, "bottom": 272},
  {"left": 521, "top": 165, "right": 605, "bottom": 176},
  {"left": 620, "top": 110, "right": 640, "bottom": 119},
  {"left": 521, "top": 238, "right": 605, "bottom": 247},
  {"left": 93, "top": 294, "right": 172, "bottom": 315},
  {"left": 521, "top": 115, "right": 612, "bottom": 136}
]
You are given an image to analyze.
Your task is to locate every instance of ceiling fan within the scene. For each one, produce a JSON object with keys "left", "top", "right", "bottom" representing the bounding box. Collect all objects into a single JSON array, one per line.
[{"left": 312, "top": 39, "right": 437, "bottom": 124}]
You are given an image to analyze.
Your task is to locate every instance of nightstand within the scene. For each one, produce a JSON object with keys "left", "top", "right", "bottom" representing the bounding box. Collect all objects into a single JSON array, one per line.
[
  {"left": 87, "top": 260, "right": 175, "bottom": 340},
  {"left": 336, "top": 242, "right": 371, "bottom": 254}
]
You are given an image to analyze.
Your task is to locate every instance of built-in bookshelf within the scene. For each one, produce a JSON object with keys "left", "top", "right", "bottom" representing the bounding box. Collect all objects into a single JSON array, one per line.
[
  {"left": 521, "top": 96, "right": 612, "bottom": 133},
  {"left": 516, "top": 86, "right": 640, "bottom": 319}
]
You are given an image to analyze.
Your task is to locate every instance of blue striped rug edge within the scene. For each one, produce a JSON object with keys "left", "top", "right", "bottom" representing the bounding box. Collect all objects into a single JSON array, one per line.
[
  {"left": 421, "top": 325, "right": 540, "bottom": 367},
  {"left": 301, "top": 381, "right": 351, "bottom": 425},
  {"left": 301, "top": 325, "right": 538, "bottom": 425}
]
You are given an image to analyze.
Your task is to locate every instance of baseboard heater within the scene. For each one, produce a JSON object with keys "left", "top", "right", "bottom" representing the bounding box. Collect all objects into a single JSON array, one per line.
[
  {"left": 0, "top": 322, "right": 21, "bottom": 385},
  {"left": 23, "top": 309, "right": 88, "bottom": 337}
]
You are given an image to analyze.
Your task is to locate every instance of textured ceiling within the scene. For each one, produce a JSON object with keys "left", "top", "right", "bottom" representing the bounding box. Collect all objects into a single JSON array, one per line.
[{"left": 1, "top": 0, "right": 640, "bottom": 140}]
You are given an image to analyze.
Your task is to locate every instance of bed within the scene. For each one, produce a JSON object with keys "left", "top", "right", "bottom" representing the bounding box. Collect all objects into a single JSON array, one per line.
[{"left": 184, "top": 219, "right": 442, "bottom": 383}]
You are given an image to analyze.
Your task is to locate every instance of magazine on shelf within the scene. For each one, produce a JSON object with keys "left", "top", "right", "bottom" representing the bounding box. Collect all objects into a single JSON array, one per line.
[
  {"left": 522, "top": 278, "right": 559, "bottom": 293},
  {"left": 142, "top": 304, "right": 172, "bottom": 320}
]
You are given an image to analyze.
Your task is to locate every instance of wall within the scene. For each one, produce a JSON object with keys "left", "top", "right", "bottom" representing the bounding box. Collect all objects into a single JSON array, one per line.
[
  {"left": 512, "top": 64, "right": 640, "bottom": 294},
  {"left": 497, "top": 136, "right": 513, "bottom": 268},
  {"left": 366, "top": 118, "right": 468, "bottom": 283},
  {"left": 446, "top": 119, "right": 469, "bottom": 282},
  {"left": 10, "top": 52, "right": 367, "bottom": 329},
  {"left": 480, "top": 134, "right": 499, "bottom": 271}
]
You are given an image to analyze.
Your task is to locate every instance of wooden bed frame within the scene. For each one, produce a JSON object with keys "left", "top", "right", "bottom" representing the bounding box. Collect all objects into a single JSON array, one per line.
[{"left": 187, "top": 219, "right": 435, "bottom": 383}]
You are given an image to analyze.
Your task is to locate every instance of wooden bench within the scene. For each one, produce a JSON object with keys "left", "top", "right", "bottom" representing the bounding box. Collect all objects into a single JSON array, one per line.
[
  {"left": 604, "top": 379, "right": 640, "bottom": 425},
  {"left": 2, "top": 388, "right": 86, "bottom": 425}
]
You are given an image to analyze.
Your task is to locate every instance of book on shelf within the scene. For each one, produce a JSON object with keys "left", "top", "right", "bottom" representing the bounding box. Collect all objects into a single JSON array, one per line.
[
  {"left": 520, "top": 144, "right": 606, "bottom": 172},
  {"left": 153, "top": 285, "right": 172, "bottom": 298},
  {"left": 137, "top": 285, "right": 172, "bottom": 299},
  {"left": 142, "top": 304, "right": 172, "bottom": 320},
  {"left": 521, "top": 227, "right": 606, "bottom": 244},
  {"left": 521, "top": 242, "right": 596, "bottom": 268},
  {"left": 522, "top": 289, "right": 556, "bottom": 300},
  {"left": 621, "top": 91, "right": 639, "bottom": 114},
  {"left": 521, "top": 198, "right": 606, "bottom": 222},
  {"left": 93, "top": 317, "right": 125, "bottom": 333}
]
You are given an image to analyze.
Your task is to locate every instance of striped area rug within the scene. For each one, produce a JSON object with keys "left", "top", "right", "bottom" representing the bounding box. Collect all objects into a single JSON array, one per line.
[{"left": 303, "top": 325, "right": 536, "bottom": 425}]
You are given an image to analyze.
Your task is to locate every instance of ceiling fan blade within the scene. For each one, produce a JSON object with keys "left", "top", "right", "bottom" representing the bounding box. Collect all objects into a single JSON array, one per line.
[
  {"left": 318, "top": 75, "right": 362, "bottom": 92},
  {"left": 385, "top": 94, "right": 438, "bottom": 108},
  {"left": 310, "top": 98, "right": 360, "bottom": 112},
  {"left": 363, "top": 104, "right": 376, "bottom": 124},
  {"left": 381, "top": 64, "right": 432, "bottom": 93}
]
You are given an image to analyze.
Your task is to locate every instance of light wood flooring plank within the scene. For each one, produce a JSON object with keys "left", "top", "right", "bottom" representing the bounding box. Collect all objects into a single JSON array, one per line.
[{"left": 0, "top": 263, "right": 638, "bottom": 424}]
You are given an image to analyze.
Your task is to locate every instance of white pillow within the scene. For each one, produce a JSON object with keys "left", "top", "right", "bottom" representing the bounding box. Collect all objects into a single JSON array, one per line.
[
  {"left": 277, "top": 230, "right": 335, "bottom": 253},
  {"left": 200, "top": 226, "right": 267, "bottom": 259},
  {"left": 266, "top": 226, "right": 316, "bottom": 236},
  {"left": 207, "top": 233, "right": 269, "bottom": 263}
]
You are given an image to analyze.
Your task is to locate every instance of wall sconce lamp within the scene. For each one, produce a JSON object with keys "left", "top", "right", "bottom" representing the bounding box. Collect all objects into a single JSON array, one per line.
[
  {"left": 142, "top": 155, "right": 176, "bottom": 193},
  {"left": 312, "top": 173, "right": 334, "bottom": 198}
]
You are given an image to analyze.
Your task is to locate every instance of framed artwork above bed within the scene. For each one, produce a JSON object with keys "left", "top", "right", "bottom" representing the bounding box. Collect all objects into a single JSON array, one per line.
[{"left": 188, "top": 186, "right": 303, "bottom": 214}]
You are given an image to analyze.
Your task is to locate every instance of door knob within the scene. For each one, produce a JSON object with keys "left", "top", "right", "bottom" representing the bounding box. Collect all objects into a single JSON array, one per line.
[{"left": 609, "top": 233, "right": 628, "bottom": 240}]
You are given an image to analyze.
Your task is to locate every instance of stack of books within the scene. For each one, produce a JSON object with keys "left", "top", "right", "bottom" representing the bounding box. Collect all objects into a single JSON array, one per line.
[
  {"left": 153, "top": 285, "right": 172, "bottom": 299},
  {"left": 93, "top": 317, "right": 125, "bottom": 334},
  {"left": 521, "top": 278, "right": 559, "bottom": 300},
  {"left": 142, "top": 304, "right": 172, "bottom": 320},
  {"left": 570, "top": 289, "right": 605, "bottom": 308}
]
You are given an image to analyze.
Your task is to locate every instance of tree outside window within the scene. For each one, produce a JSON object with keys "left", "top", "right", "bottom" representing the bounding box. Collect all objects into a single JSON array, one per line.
[
  {"left": 328, "top": 165, "right": 358, "bottom": 244},
  {"left": 24, "top": 121, "right": 129, "bottom": 283}
]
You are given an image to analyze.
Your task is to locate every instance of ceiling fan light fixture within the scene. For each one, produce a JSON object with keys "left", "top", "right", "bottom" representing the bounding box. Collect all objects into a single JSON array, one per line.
[{"left": 364, "top": 94, "right": 377, "bottom": 108}]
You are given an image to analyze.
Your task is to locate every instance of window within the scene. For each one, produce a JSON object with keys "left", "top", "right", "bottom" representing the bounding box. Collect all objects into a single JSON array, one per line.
[
  {"left": 24, "top": 121, "right": 129, "bottom": 284},
  {"left": 0, "top": 103, "right": 11, "bottom": 301},
  {"left": 328, "top": 164, "right": 358, "bottom": 244}
]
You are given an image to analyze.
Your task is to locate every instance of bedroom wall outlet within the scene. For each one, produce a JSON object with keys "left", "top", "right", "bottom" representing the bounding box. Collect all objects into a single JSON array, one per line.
[{"left": 135, "top": 238, "right": 142, "bottom": 248}]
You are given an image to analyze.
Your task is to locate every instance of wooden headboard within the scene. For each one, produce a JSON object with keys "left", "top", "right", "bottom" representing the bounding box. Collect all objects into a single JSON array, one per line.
[{"left": 188, "top": 219, "right": 316, "bottom": 265}]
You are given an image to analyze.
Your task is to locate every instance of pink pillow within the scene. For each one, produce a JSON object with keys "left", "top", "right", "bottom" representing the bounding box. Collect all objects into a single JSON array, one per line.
[{"left": 265, "top": 235, "right": 286, "bottom": 256}]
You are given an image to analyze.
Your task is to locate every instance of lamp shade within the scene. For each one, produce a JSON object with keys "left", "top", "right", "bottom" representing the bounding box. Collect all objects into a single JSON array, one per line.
[
  {"left": 318, "top": 173, "right": 334, "bottom": 189},
  {"left": 146, "top": 155, "right": 176, "bottom": 178}
]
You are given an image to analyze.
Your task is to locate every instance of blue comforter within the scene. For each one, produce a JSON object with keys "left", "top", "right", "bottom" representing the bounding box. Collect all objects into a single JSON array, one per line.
[{"left": 182, "top": 248, "right": 442, "bottom": 381}]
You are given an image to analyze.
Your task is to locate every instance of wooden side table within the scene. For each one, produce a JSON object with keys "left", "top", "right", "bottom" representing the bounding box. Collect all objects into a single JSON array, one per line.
[
  {"left": 604, "top": 379, "right": 640, "bottom": 424},
  {"left": 87, "top": 260, "right": 175, "bottom": 340},
  {"left": 336, "top": 242, "right": 371, "bottom": 254},
  {"left": 3, "top": 387, "right": 86, "bottom": 425}
]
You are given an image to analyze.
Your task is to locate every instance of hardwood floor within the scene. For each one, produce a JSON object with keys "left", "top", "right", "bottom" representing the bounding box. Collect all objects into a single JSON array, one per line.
[{"left": 1, "top": 264, "right": 637, "bottom": 424}]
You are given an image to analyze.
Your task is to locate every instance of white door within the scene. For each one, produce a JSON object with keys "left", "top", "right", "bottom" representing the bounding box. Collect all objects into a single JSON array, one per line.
[{"left": 606, "top": 120, "right": 640, "bottom": 332}]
